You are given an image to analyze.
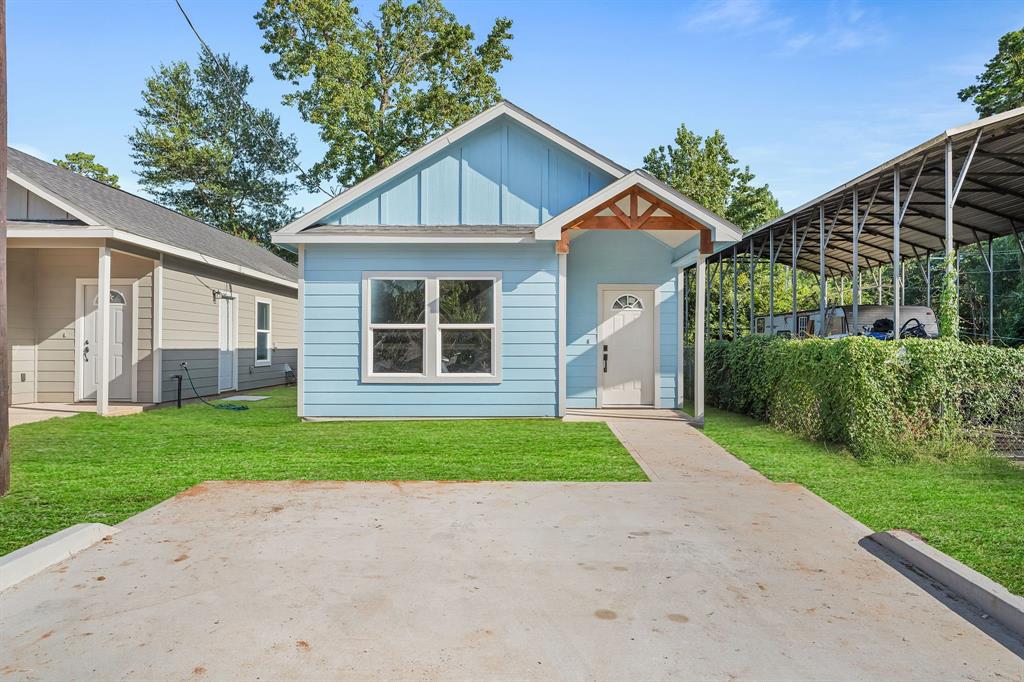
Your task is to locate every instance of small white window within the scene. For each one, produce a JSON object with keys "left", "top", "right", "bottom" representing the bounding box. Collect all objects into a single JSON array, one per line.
[
  {"left": 363, "top": 273, "right": 501, "bottom": 383},
  {"left": 255, "top": 298, "right": 272, "bottom": 366}
]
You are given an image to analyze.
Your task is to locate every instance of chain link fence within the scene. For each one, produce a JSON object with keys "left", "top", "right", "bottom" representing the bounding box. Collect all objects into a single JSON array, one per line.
[{"left": 959, "top": 380, "right": 1024, "bottom": 462}]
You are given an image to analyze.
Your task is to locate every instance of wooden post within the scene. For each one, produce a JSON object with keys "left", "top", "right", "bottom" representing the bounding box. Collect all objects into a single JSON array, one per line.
[{"left": 0, "top": 0, "right": 9, "bottom": 496}]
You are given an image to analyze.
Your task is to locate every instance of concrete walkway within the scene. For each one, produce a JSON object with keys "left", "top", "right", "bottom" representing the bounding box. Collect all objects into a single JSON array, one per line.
[
  {"left": 10, "top": 402, "right": 150, "bottom": 427},
  {"left": 2, "top": 413, "right": 1021, "bottom": 680}
]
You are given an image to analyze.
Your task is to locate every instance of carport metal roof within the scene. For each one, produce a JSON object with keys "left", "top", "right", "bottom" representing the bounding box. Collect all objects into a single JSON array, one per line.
[{"left": 714, "top": 106, "right": 1024, "bottom": 276}]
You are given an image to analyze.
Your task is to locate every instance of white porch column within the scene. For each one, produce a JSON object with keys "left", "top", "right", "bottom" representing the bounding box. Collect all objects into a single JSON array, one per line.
[
  {"left": 676, "top": 267, "right": 684, "bottom": 408},
  {"left": 557, "top": 252, "right": 567, "bottom": 417},
  {"left": 297, "top": 244, "right": 306, "bottom": 419},
  {"left": 693, "top": 253, "right": 707, "bottom": 427},
  {"left": 152, "top": 254, "right": 163, "bottom": 403},
  {"left": 96, "top": 246, "right": 111, "bottom": 416}
]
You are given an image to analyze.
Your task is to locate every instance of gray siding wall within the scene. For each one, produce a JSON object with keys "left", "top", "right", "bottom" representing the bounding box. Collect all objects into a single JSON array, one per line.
[
  {"left": 10, "top": 250, "right": 37, "bottom": 404},
  {"left": 160, "top": 255, "right": 297, "bottom": 402}
]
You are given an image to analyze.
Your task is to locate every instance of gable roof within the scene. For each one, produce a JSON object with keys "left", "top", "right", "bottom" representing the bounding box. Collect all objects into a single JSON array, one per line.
[
  {"left": 8, "top": 147, "right": 297, "bottom": 283},
  {"left": 275, "top": 100, "right": 629, "bottom": 236},
  {"left": 534, "top": 170, "right": 744, "bottom": 244}
]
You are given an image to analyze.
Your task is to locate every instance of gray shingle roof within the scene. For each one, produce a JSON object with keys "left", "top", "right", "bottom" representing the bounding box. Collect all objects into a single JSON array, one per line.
[{"left": 8, "top": 147, "right": 297, "bottom": 282}]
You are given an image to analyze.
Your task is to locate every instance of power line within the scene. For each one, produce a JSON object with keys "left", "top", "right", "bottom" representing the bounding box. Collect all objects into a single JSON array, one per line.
[{"left": 172, "top": 0, "right": 333, "bottom": 198}]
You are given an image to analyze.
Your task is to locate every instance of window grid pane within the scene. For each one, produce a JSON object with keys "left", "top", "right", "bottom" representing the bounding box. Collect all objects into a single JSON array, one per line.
[
  {"left": 371, "top": 279, "right": 426, "bottom": 325},
  {"left": 439, "top": 279, "right": 494, "bottom": 324},
  {"left": 372, "top": 329, "right": 424, "bottom": 374},
  {"left": 440, "top": 329, "right": 492, "bottom": 374}
]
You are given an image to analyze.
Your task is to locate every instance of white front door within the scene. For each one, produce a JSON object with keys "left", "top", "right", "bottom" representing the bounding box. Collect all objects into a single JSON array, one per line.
[
  {"left": 82, "top": 284, "right": 132, "bottom": 401},
  {"left": 599, "top": 288, "right": 655, "bottom": 407},
  {"left": 218, "top": 296, "right": 237, "bottom": 392}
]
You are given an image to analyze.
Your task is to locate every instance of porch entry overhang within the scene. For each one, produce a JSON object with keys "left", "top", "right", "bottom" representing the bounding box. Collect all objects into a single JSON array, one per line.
[{"left": 534, "top": 171, "right": 742, "bottom": 253}]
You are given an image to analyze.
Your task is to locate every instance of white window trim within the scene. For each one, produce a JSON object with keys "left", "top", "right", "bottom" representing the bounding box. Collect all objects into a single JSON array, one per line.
[
  {"left": 361, "top": 271, "right": 502, "bottom": 384},
  {"left": 255, "top": 297, "right": 272, "bottom": 367}
]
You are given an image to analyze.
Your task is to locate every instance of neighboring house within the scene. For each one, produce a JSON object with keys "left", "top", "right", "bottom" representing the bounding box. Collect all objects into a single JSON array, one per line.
[
  {"left": 274, "top": 102, "right": 740, "bottom": 419},
  {"left": 7, "top": 147, "right": 298, "bottom": 415}
]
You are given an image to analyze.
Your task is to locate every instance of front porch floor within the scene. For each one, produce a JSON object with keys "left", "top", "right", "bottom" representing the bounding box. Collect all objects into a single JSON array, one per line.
[{"left": 10, "top": 402, "right": 154, "bottom": 427}]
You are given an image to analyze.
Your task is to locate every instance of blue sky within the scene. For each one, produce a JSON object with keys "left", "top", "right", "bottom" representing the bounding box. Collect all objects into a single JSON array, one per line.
[{"left": 9, "top": 0, "right": 1024, "bottom": 213}]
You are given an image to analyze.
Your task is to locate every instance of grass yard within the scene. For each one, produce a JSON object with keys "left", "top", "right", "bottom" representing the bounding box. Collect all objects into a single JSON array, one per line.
[
  {"left": 702, "top": 408, "right": 1024, "bottom": 595},
  {"left": 0, "top": 387, "right": 643, "bottom": 555}
]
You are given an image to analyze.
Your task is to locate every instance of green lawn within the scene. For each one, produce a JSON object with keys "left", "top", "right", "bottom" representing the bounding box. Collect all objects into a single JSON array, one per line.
[
  {"left": 702, "top": 408, "right": 1024, "bottom": 595},
  {"left": 0, "top": 387, "right": 643, "bottom": 555}
]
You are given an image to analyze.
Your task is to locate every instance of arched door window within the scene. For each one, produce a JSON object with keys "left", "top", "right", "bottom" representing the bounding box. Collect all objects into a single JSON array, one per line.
[{"left": 611, "top": 294, "right": 643, "bottom": 311}]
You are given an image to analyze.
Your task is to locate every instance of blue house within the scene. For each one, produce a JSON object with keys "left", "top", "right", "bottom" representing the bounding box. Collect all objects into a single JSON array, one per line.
[{"left": 273, "top": 102, "right": 741, "bottom": 420}]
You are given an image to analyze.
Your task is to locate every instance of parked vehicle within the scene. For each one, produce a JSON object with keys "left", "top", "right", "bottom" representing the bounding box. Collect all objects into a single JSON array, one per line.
[{"left": 755, "top": 305, "right": 939, "bottom": 339}]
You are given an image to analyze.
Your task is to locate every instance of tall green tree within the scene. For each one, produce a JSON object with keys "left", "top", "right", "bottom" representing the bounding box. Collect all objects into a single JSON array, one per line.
[
  {"left": 129, "top": 51, "right": 300, "bottom": 247},
  {"left": 54, "top": 152, "right": 120, "bottom": 188},
  {"left": 958, "top": 26, "right": 1024, "bottom": 117},
  {"left": 642, "top": 123, "right": 782, "bottom": 231},
  {"left": 256, "top": 0, "right": 513, "bottom": 193}
]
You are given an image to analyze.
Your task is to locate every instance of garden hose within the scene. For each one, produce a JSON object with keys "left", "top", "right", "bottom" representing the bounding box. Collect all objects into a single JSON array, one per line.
[{"left": 180, "top": 362, "right": 248, "bottom": 411}]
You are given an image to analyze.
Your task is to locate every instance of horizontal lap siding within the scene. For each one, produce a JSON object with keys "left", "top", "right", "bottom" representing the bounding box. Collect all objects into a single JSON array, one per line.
[
  {"left": 303, "top": 243, "right": 558, "bottom": 417},
  {"left": 565, "top": 231, "right": 678, "bottom": 409},
  {"left": 161, "top": 256, "right": 297, "bottom": 402}
]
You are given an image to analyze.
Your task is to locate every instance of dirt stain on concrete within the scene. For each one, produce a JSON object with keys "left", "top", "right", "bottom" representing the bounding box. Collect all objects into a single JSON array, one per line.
[
  {"left": 270, "top": 505, "right": 284, "bottom": 513},
  {"left": 594, "top": 609, "right": 617, "bottom": 620},
  {"left": 667, "top": 614, "right": 689, "bottom": 623},
  {"left": 296, "top": 640, "right": 311, "bottom": 652},
  {"left": 33, "top": 629, "right": 56, "bottom": 644},
  {"left": 95, "top": 576, "right": 106, "bottom": 582},
  {"left": 192, "top": 666, "right": 206, "bottom": 676},
  {"left": 173, "top": 554, "right": 189, "bottom": 563},
  {"left": 612, "top": 566, "right": 629, "bottom": 572},
  {"left": 174, "top": 484, "right": 209, "bottom": 499}
]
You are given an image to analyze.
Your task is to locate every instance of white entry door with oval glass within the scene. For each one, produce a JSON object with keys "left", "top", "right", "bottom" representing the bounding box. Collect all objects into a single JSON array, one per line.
[
  {"left": 598, "top": 287, "right": 656, "bottom": 407},
  {"left": 78, "top": 280, "right": 135, "bottom": 401}
]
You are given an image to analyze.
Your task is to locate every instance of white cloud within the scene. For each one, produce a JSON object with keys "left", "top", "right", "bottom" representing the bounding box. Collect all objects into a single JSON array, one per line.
[
  {"left": 683, "top": 0, "right": 887, "bottom": 55},
  {"left": 11, "top": 142, "right": 51, "bottom": 162}
]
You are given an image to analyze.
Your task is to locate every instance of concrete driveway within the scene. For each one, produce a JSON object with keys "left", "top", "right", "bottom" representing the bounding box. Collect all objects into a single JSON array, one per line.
[{"left": 2, "top": 413, "right": 1022, "bottom": 680}]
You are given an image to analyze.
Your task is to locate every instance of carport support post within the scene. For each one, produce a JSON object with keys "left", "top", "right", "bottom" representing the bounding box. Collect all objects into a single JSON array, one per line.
[
  {"left": 694, "top": 253, "right": 707, "bottom": 426},
  {"left": 851, "top": 189, "right": 860, "bottom": 334},
  {"left": 818, "top": 204, "right": 826, "bottom": 335},
  {"left": 893, "top": 167, "right": 901, "bottom": 339},
  {"left": 988, "top": 238, "right": 994, "bottom": 343},
  {"left": 731, "top": 247, "right": 738, "bottom": 339},
  {"left": 768, "top": 229, "right": 775, "bottom": 334},
  {"left": 749, "top": 239, "right": 755, "bottom": 335},
  {"left": 791, "top": 218, "right": 798, "bottom": 337},
  {"left": 96, "top": 246, "right": 111, "bottom": 417},
  {"left": 718, "top": 254, "right": 724, "bottom": 341}
]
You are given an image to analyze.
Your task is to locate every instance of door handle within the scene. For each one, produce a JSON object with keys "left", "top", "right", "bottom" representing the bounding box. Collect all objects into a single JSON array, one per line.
[
  {"left": 83, "top": 340, "right": 90, "bottom": 362},
  {"left": 603, "top": 352, "right": 608, "bottom": 373}
]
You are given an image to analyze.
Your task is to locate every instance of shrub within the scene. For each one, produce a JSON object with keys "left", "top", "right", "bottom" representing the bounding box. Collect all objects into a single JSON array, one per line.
[{"left": 705, "top": 335, "right": 1024, "bottom": 461}]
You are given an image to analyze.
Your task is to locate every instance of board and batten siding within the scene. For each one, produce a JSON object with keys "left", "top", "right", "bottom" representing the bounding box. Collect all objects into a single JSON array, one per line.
[
  {"left": 6, "top": 179, "right": 75, "bottom": 221},
  {"left": 325, "top": 117, "right": 614, "bottom": 227},
  {"left": 303, "top": 243, "right": 559, "bottom": 417},
  {"left": 160, "top": 255, "right": 297, "bottom": 402},
  {"left": 565, "top": 231, "right": 678, "bottom": 409}
]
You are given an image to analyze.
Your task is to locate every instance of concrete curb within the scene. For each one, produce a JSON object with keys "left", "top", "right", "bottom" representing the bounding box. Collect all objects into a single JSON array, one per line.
[
  {"left": 0, "top": 523, "right": 119, "bottom": 592},
  {"left": 870, "top": 529, "right": 1024, "bottom": 639}
]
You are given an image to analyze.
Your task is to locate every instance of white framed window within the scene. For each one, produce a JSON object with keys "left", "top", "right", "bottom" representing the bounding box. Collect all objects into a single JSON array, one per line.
[
  {"left": 255, "top": 298, "right": 272, "bottom": 366},
  {"left": 362, "top": 272, "right": 501, "bottom": 384}
]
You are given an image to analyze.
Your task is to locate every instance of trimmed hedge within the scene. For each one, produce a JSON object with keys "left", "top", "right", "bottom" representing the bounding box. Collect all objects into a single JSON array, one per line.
[{"left": 706, "top": 335, "right": 1024, "bottom": 460}]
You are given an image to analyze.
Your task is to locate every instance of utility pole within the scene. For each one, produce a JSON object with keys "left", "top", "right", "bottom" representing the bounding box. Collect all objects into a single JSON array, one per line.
[{"left": 0, "top": 0, "right": 9, "bottom": 496}]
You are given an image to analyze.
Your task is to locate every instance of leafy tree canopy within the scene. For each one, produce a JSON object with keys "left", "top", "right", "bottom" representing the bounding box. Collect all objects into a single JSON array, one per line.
[
  {"left": 129, "top": 50, "right": 300, "bottom": 247},
  {"left": 256, "top": 0, "right": 513, "bottom": 193},
  {"left": 958, "top": 26, "right": 1024, "bottom": 118},
  {"left": 54, "top": 152, "right": 120, "bottom": 188},
  {"left": 642, "top": 123, "right": 782, "bottom": 232}
]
